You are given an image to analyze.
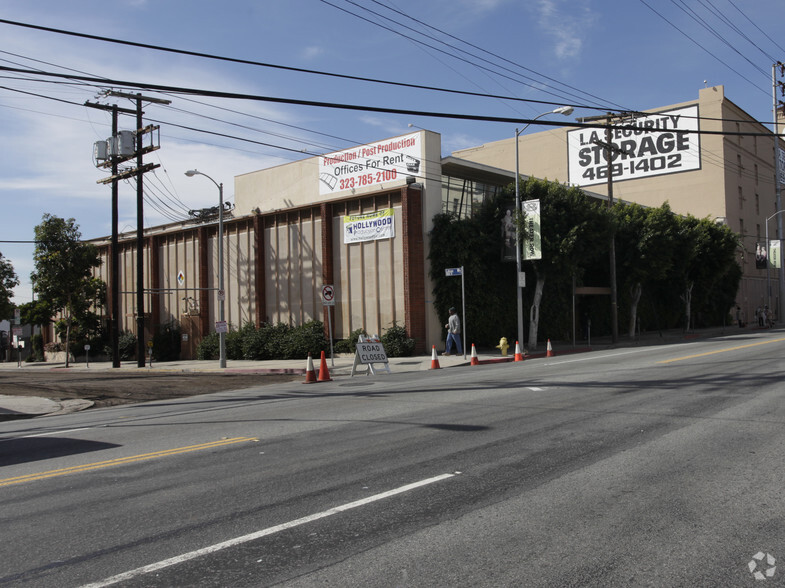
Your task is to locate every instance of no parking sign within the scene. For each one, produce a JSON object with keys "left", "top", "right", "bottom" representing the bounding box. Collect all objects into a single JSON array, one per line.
[{"left": 322, "top": 284, "right": 335, "bottom": 306}]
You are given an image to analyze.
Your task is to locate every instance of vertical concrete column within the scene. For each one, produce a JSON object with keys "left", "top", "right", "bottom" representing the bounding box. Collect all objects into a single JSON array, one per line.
[
  {"left": 198, "top": 225, "right": 210, "bottom": 339},
  {"left": 401, "top": 184, "right": 426, "bottom": 353},
  {"left": 149, "top": 235, "right": 160, "bottom": 330},
  {"left": 253, "top": 213, "right": 266, "bottom": 327}
]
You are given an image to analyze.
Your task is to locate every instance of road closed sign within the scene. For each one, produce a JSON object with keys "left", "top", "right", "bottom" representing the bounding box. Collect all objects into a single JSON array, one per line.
[{"left": 356, "top": 341, "right": 388, "bottom": 364}]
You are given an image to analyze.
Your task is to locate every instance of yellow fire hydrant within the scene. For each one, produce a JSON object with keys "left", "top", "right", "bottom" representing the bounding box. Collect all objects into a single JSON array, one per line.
[{"left": 496, "top": 336, "right": 509, "bottom": 356}]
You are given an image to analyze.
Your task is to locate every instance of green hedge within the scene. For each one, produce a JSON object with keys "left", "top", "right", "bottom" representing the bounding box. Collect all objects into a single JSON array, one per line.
[{"left": 196, "top": 321, "right": 418, "bottom": 360}]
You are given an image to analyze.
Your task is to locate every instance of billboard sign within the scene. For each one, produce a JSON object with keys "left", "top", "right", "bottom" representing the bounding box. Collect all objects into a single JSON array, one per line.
[
  {"left": 567, "top": 105, "right": 701, "bottom": 187},
  {"left": 343, "top": 208, "right": 395, "bottom": 244},
  {"left": 319, "top": 133, "right": 422, "bottom": 195}
]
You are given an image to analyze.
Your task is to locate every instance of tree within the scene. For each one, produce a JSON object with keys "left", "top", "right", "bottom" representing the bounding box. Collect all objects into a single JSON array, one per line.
[
  {"left": 517, "top": 177, "right": 609, "bottom": 350},
  {"left": 670, "top": 215, "right": 740, "bottom": 330},
  {"left": 31, "top": 214, "right": 103, "bottom": 367},
  {"left": 614, "top": 202, "right": 679, "bottom": 337},
  {"left": 0, "top": 252, "right": 19, "bottom": 320}
]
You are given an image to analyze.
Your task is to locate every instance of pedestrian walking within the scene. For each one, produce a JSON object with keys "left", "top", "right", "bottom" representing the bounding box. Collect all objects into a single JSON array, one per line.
[{"left": 444, "top": 307, "right": 463, "bottom": 356}]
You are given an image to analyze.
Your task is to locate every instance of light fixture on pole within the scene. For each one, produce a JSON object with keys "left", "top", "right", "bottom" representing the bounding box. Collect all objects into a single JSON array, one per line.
[
  {"left": 514, "top": 106, "right": 574, "bottom": 347},
  {"left": 765, "top": 210, "right": 785, "bottom": 317},
  {"left": 185, "top": 169, "right": 227, "bottom": 369}
]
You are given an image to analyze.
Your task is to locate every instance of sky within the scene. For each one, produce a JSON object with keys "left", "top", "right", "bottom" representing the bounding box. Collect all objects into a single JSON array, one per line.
[{"left": 1, "top": 0, "right": 783, "bottom": 304}]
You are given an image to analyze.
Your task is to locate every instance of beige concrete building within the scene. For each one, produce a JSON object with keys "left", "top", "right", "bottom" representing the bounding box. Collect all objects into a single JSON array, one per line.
[
  {"left": 87, "top": 86, "right": 783, "bottom": 358},
  {"left": 91, "top": 130, "right": 514, "bottom": 357},
  {"left": 453, "top": 85, "right": 785, "bottom": 324}
]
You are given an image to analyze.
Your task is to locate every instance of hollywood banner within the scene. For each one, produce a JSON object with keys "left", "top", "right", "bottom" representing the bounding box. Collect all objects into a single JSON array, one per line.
[
  {"left": 343, "top": 208, "right": 395, "bottom": 244},
  {"left": 567, "top": 105, "right": 701, "bottom": 187},
  {"left": 522, "top": 199, "right": 542, "bottom": 261},
  {"left": 319, "top": 133, "right": 422, "bottom": 196}
]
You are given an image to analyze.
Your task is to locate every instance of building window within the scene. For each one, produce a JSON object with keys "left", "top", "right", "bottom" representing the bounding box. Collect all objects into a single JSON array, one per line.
[
  {"left": 736, "top": 122, "right": 742, "bottom": 145},
  {"left": 739, "top": 186, "right": 744, "bottom": 210},
  {"left": 756, "top": 193, "right": 760, "bottom": 214},
  {"left": 740, "top": 218, "right": 745, "bottom": 238},
  {"left": 757, "top": 224, "right": 761, "bottom": 241},
  {"left": 737, "top": 154, "right": 743, "bottom": 178},
  {"left": 441, "top": 175, "right": 502, "bottom": 219},
  {"left": 755, "top": 163, "right": 759, "bottom": 184}
]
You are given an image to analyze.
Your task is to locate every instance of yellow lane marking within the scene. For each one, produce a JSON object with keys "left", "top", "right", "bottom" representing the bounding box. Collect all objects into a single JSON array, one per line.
[
  {"left": 657, "top": 337, "right": 785, "bottom": 364},
  {"left": 0, "top": 437, "right": 258, "bottom": 488}
]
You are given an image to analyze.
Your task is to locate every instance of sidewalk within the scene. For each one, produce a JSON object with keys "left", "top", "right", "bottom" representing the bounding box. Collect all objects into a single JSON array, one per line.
[{"left": 0, "top": 324, "right": 752, "bottom": 419}]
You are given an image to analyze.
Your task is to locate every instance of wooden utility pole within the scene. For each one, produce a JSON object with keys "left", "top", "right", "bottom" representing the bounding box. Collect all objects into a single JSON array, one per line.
[
  {"left": 88, "top": 92, "right": 169, "bottom": 367},
  {"left": 108, "top": 91, "right": 170, "bottom": 367},
  {"left": 576, "top": 113, "right": 634, "bottom": 344}
]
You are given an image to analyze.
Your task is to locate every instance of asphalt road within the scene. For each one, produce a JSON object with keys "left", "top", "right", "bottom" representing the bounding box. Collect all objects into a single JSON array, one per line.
[{"left": 1, "top": 330, "right": 784, "bottom": 587}]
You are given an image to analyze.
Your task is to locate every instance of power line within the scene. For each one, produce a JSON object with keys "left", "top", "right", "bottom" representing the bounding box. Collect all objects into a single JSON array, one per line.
[
  {"left": 338, "top": 0, "right": 627, "bottom": 111},
  {"left": 4, "top": 65, "right": 782, "bottom": 136},
  {"left": 637, "top": 0, "right": 770, "bottom": 96},
  {"left": 0, "top": 18, "right": 594, "bottom": 113}
]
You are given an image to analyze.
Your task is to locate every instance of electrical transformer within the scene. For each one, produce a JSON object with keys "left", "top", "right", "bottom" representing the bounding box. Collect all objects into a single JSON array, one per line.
[{"left": 93, "top": 140, "right": 109, "bottom": 161}]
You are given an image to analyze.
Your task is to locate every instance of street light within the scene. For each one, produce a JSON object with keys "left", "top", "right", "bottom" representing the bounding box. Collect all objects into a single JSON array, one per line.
[
  {"left": 514, "top": 106, "right": 574, "bottom": 347},
  {"left": 185, "top": 169, "right": 226, "bottom": 368}
]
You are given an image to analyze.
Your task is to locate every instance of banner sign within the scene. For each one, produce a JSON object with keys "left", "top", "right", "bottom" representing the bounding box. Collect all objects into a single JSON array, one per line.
[
  {"left": 343, "top": 208, "right": 395, "bottom": 244},
  {"left": 319, "top": 133, "right": 422, "bottom": 195},
  {"left": 567, "top": 105, "right": 701, "bottom": 187},
  {"left": 770, "top": 240, "right": 781, "bottom": 269},
  {"left": 779, "top": 148, "right": 785, "bottom": 186},
  {"left": 522, "top": 199, "right": 542, "bottom": 261}
]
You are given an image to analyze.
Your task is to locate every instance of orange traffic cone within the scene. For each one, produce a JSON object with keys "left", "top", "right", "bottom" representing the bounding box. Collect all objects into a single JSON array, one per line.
[
  {"left": 546, "top": 339, "right": 554, "bottom": 357},
  {"left": 317, "top": 350, "right": 332, "bottom": 381},
  {"left": 430, "top": 345, "right": 441, "bottom": 369},
  {"left": 470, "top": 344, "right": 479, "bottom": 366},
  {"left": 304, "top": 353, "right": 318, "bottom": 383},
  {"left": 514, "top": 341, "right": 524, "bottom": 362}
]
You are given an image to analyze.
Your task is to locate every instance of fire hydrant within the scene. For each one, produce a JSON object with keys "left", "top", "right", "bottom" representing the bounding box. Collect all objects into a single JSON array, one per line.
[{"left": 496, "top": 336, "right": 509, "bottom": 356}]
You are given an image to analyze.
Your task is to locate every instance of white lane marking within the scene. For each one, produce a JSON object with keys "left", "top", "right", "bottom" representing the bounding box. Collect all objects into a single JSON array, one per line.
[
  {"left": 0, "top": 427, "right": 92, "bottom": 442},
  {"left": 528, "top": 387, "right": 545, "bottom": 392},
  {"left": 544, "top": 347, "right": 654, "bottom": 365},
  {"left": 81, "top": 472, "right": 457, "bottom": 587}
]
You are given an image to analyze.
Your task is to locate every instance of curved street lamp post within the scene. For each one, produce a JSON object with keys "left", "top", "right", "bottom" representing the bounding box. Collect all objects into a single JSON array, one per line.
[
  {"left": 185, "top": 169, "right": 226, "bottom": 368},
  {"left": 514, "top": 106, "right": 574, "bottom": 347}
]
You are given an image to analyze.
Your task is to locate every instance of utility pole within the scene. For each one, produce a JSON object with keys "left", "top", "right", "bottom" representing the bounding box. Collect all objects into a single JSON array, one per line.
[
  {"left": 88, "top": 91, "right": 170, "bottom": 368},
  {"left": 108, "top": 91, "right": 170, "bottom": 367},
  {"left": 576, "top": 113, "right": 634, "bottom": 344},
  {"left": 773, "top": 62, "right": 785, "bottom": 323},
  {"left": 85, "top": 101, "right": 135, "bottom": 367},
  {"left": 111, "top": 104, "right": 120, "bottom": 367}
]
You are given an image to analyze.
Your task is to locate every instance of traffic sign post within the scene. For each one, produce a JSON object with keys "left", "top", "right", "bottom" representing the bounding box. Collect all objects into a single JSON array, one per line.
[
  {"left": 322, "top": 285, "right": 335, "bottom": 366},
  {"left": 444, "top": 266, "right": 467, "bottom": 359}
]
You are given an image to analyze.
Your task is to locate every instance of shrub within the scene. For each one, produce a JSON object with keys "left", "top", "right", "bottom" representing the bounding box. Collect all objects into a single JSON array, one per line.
[
  {"left": 334, "top": 328, "right": 367, "bottom": 353},
  {"left": 118, "top": 331, "right": 137, "bottom": 360},
  {"left": 226, "top": 322, "right": 255, "bottom": 360},
  {"left": 286, "top": 320, "right": 329, "bottom": 359},
  {"left": 380, "top": 321, "right": 415, "bottom": 357},
  {"left": 196, "top": 331, "right": 219, "bottom": 360}
]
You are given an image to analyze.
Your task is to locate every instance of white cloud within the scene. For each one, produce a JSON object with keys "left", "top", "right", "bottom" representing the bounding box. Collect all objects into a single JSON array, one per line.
[
  {"left": 536, "top": 0, "right": 595, "bottom": 60},
  {"left": 301, "top": 46, "right": 324, "bottom": 60}
]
